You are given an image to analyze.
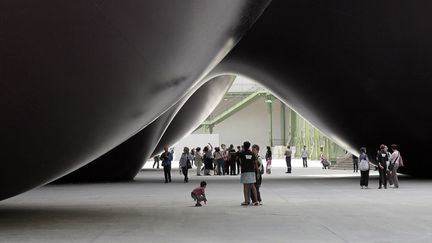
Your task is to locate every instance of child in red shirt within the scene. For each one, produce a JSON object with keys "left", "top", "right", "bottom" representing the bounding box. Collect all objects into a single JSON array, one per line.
[{"left": 191, "top": 181, "right": 207, "bottom": 207}]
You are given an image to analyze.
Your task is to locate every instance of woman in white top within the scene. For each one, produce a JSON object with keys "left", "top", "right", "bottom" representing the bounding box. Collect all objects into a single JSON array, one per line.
[
  {"left": 388, "top": 144, "right": 402, "bottom": 188},
  {"left": 194, "top": 147, "right": 203, "bottom": 176},
  {"left": 179, "top": 147, "right": 194, "bottom": 183}
]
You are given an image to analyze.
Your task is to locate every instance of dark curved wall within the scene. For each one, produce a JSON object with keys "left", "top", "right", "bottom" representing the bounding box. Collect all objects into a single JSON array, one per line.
[
  {"left": 2, "top": 0, "right": 431, "bottom": 201},
  {"left": 55, "top": 75, "right": 235, "bottom": 182},
  {"left": 151, "top": 75, "right": 236, "bottom": 157},
  {"left": 0, "top": 1, "right": 270, "bottom": 200},
  {"left": 218, "top": 0, "right": 432, "bottom": 175}
]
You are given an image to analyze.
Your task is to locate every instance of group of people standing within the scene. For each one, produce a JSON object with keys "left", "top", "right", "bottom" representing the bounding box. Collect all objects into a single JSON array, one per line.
[{"left": 357, "top": 144, "right": 403, "bottom": 189}]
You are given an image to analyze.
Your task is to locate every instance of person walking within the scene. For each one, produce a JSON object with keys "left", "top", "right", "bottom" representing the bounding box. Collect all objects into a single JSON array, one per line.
[
  {"left": 153, "top": 155, "right": 160, "bottom": 169},
  {"left": 358, "top": 147, "right": 371, "bottom": 189},
  {"left": 194, "top": 147, "right": 203, "bottom": 176},
  {"left": 239, "top": 141, "right": 259, "bottom": 206},
  {"left": 252, "top": 144, "right": 264, "bottom": 205},
  {"left": 179, "top": 147, "right": 193, "bottom": 183},
  {"left": 376, "top": 144, "right": 389, "bottom": 189},
  {"left": 301, "top": 145, "right": 308, "bottom": 168},
  {"left": 388, "top": 144, "right": 403, "bottom": 188},
  {"left": 285, "top": 145, "right": 293, "bottom": 173},
  {"left": 160, "top": 146, "right": 173, "bottom": 183},
  {"left": 265, "top": 146, "right": 272, "bottom": 174}
]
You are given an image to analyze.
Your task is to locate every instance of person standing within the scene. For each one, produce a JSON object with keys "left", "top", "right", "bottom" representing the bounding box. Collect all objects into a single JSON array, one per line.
[
  {"left": 213, "top": 147, "right": 224, "bottom": 176},
  {"left": 227, "top": 145, "right": 237, "bottom": 175},
  {"left": 376, "top": 144, "right": 389, "bottom": 189},
  {"left": 301, "top": 145, "right": 308, "bottom": 168},
  {"left": 236, "top": 146, "right": 242, "bottom": 175},
  {"left": 352, "top": 154, "right": 358, "bottom": 173},
  {"left": 160, "top": 146, "right": 173, "bottom": 183},
  {"left": 179, "top": 147, "right": 193, "bottom": 183},
  {"left": 285, "top": 145, "right": 293, "bottom": 173},
  {"left": 203, "top": 144, "right": 213, "bottom": 176},
  {"left": 265, "top": 146, "right": 272, "bottom": 174},
  {"left": 239, "top": 141, "right": 259, "bottom": 206},
  {"left": 359, "top": 147, "right": 371, "bottom": 189},
  {"left": 194, "top": 147, "right": 203, "bottom": 176},
  {"left": 252, "top": 144, "right": 264, "bottom": 205},
  {"left": 389, "top": 144, "right": 403, "bottom": 188}
]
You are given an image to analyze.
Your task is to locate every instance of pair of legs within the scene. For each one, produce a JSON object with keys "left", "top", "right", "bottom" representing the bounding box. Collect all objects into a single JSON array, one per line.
[
  {"left": 251, "top": 176, "right": 262, "bottom": 203},
  {"left": 236, "top": 161, "right": 241, "bottom": 174},
  {"left": 191, "top": 192, "right": 205, "bottom": 206},
  {"left": 302, "top": 158, "right": 308, "bottom": 168},
  {"left": 181, "top": 166, "right": 188, "bottom": 182},
  {"left": 353, "top": 159, "right": 358, "bottom": 172},
  {"left": 378, "top": 167, "right": 387, "bottom": 188},
  {"left": 164, "top": 165, "right": 172, "bottom": 183},
  {"left": 390, "top": 163, "right": 399, "bottom": 188},
  {"left": 286, "top": 157, "right": 291, "bottom": 173},
  {"left": 153, "top": 159, "right": 159, "bottom": 168},
  {"left": 230, "top": 161, "right": 236, "bottom": 175},
  {"left": 243, "top": 183, "right": 258, "bottom": 204},
  {"left": 196, "top": 163, "right": 202, "bottom": 176},
  {"left": 360, "top": 170, "right": 369, "bottom": 188},
  {"left": 217, "top": 159, "right": 224, "bottom": 175}
]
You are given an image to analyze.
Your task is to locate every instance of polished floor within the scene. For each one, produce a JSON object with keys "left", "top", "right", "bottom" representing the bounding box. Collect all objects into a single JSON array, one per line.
[{"left": 1, "top": 161, "right": 431, "bottom": 243}]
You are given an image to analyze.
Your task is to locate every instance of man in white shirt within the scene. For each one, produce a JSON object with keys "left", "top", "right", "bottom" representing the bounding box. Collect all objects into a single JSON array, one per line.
[
  {"left": 301, "top": 145, "right": 308, "bottom": 168},
  {"left": 285, "top": 145, "right": 293, "bottom": 173}
]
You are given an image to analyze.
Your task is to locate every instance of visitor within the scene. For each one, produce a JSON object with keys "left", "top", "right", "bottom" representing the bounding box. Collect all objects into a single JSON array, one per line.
[
  {"left": 214, "top": 147, "right": 224, "bottom": 176},
  {"left": 389, "top": 144, "right": 403, "bottom": 188},
  {"left": 227, "top": 144, "right": 237, "bottom": 175},
  {"left": 301, "top": 145, "right": 308, "bottom": 168},
  {"left": 352, "top": 154, "right": 358, "bottom": 173},
  {"left": 320, "top": 153, "right": 330, "bottom": 169},
  {"left": 359, "top": 147, "right": 370, "bottom": 189},
  {"left": 194, "top": 147, "right": 203, "bottom": 176},
  {"left": 221, "top": 144, "right": 229, "bottom": 175},
  {"left": 191, "top": 181, "right": 207, "bottom": 207},
  {"left": 251, "top": 144, "right": 264, "bottom": 205},
  {"left": 239, "top": 141, "right": 259, "bottom": 206},
  {"left": 152, "top": 155, "right": 160, "bottom": 169},
  {"left": 236, "top": 145, "right": 242, "bottom": 175},
  {"left": 376, "top": 144, "right": 389, "bottom": 189},
  {"left": 179, "top": 147, "right": 193, "bottom": 183},
  {"left": 203, "top": 144, "right": 213, "bottom": 176},
  {"left": 285, "top": 145, "right": 292, "bottom": 173},
  {"left": 160, "top": 146, "right": 173, "bottom": 183},
  {"left": 265, "top": 146, "right": 272, "bottom": 174}
]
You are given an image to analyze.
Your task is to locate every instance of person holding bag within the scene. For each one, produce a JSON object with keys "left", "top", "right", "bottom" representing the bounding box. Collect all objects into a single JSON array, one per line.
[
  {"left": 359, "top": 147, "right": 373, "bottom": 189},
  {"left": 179, "top": 147, "right": 193, "bottom": 183},
  {"left": 388, "top": 144, "right": 403, "bottom": 188}
]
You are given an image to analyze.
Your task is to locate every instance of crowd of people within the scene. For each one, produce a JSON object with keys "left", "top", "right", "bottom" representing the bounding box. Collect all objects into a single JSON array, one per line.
[
  {"left": 356, "top": 144, "right": 404, "bottom": 189},
  {"left": 155, "top": 142, "right": 404, "bottom": 207}
]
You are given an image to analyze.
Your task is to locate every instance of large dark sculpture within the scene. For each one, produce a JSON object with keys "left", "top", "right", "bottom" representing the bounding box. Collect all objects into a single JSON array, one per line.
[
  {"left": 0, "top": 0, "right": 270, "bottom": 200},
  {"left": 1, "top": 0, "right": 431, "bottom": 200}
]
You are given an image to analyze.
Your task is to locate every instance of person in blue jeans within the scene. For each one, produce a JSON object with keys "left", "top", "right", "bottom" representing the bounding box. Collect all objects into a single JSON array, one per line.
[{"left": 160, "top": 146, "right": 173, "bottom": 183}]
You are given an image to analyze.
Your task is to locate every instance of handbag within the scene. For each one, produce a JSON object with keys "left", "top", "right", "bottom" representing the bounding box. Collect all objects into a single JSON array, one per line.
[
  {"left": 388, "top": 153, "right": 400, "bottom": 171},
  {"left": 187, "top": 159, "right": 192, "bottom": 169},
  {"left": 359, "top": 159, "right": 369, "bottom": 171}
]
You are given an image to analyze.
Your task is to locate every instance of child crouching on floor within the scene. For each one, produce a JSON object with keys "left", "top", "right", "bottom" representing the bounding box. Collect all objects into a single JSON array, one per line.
[{"left": 191, "top": 181, "right": 207, "bottom": 207}]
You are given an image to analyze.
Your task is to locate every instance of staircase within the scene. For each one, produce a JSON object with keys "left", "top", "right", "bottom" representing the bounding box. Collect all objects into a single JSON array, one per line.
[{"left": 331, "top": 153, "right": 354, "bottom": 170}]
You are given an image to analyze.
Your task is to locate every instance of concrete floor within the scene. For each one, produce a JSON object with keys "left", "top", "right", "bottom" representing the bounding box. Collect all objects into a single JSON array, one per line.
[{"left": 1, "top": 162, "right": 432, "bottom": 243}]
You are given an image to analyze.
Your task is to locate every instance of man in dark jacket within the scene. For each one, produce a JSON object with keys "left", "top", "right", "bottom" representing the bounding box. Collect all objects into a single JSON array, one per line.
[
  {"left": 376, "top": 144, "right": 389, "bottom": 189},
  {"left": 160, "top": 146, "right": 173, "bottom": 183}
]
